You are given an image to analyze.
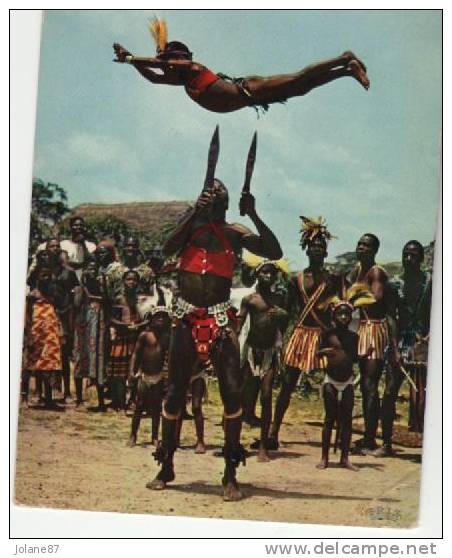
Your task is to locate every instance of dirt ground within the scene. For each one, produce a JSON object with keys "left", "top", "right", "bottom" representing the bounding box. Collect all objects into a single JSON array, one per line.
[{"left": 14, "top": 380, "right": 423, "bottom": 528}]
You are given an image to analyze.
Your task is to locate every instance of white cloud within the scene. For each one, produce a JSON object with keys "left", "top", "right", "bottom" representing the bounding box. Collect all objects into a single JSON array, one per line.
[
  {"left": 67, "top": 133, "right": 129, "bottom": 166},
  {"left": 32, "top": 10, "right": 441, "bottom": 264}
]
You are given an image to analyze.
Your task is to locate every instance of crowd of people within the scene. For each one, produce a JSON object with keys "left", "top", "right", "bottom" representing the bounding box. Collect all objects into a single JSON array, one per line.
[
  {"left": 21, "top": 198, "right": 432, "bottom": 501},
  {"left": 23, "top": 216, "right": 171, "bottom": 411}
]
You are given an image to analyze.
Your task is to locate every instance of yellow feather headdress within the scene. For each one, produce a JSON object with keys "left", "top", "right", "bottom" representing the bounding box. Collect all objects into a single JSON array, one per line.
[
  {"left": 300, "top": 216, "right": 336, "bottom": 249},
  {"left": 242, "top": 251, "right": 290, "bottom": 276},
  {"left": 318, "top": 282, "right": 376, "bottom": 312},
  {"left": 149, "top": 17, "right": 168, "bottom": 53}
]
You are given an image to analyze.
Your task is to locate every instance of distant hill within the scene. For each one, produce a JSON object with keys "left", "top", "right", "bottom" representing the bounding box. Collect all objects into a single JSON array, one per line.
[{"left": 70, "top": 201, "right": 193, "bottom": 232}]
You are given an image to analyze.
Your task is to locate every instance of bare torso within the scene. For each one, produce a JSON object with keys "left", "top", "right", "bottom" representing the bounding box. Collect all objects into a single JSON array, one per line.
[
  {"left": 348, "top": 265, "right": 388, "bottom": 320},
  {"left": 242, "top": 292, "right": 288, "bottom": 350},
  {"left": 290, "top": 269, "right": 340, "bottom": 328},
  {"left": 136, "top": 330, "right": 168, "bottom": 375},
  {"left": 321, "top": 329, "right": 358, "bottom": 383},
  {"left": 132, "top": 57, "right": 249, "bottom": 113}
]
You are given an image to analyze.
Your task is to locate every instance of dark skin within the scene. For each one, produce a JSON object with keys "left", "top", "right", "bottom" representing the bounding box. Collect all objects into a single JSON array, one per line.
[
  {"left": 121, "top": 239, "right": 154, "bottom": 296},
  {"left": 269, "top": 236, "right": 339, "bottom": 445},
  {"left": 41, "top": 246, "right": 79, "bottom": 402},
  {"left": 31, "top": 269, "right": 55, "bottom": 302},
  {"left": 67, "top": 218, "right": 91, "bottom": 271},
  {"left": 113, "top": 44, "right": 370, "bottom": 114},
  {"left": 350, "top": 236, "right": 392, "bottom": 322},
  {"left": 109, "top": 272, "right": 147, "bottom": 411},
  {"left": 399, "top": 243, "right": 430, "bottom": 340},
  {"left": 192, "top": 375, "right": 207, "bottom": 454},
  {"left": 96, "top": 245, "right": 115, "bottom": 300},
  {"left": 38, "top": 247, "right": 79, "bottom": 298},
  {"left": 347, "top": 234, "right": 398, "bottom": 452},
  {"left": 76, "top": 262, "right": 108, "bottom": 410},
  {"left": 26, "top": 260, "right": 53, "bottom": 402},
  {"left": 239, "top": 265, "right": 288, "bottom": 462},
  {"left": 70, "top": 218, "right": 86, "bottom": 243},
  {"left": 239, "top": 266, "right": 288, "bottom": 350},
  {"left": 349, "top": 234, "right": 398, "bottom": 352},
  {"left": 148, "top": 254, "right": 164, "bottom": 275},
  {"left": 96, "top": 245, "right": 114, "bottom": 268},
  {"left": 163, "top": 183, "right": 282, "bottom": 306},
  {"left": 380, "top": 242, "right": 431, "bottom": 444},
  {"left": 290, "top": 238, "right": 339, "bottom": 326},
  {"left": 35, "top": 250, "right": 53, "bottom": 269},
  {"left": 128, "top": 312, "right": 171, "bottom": 447},
  {"left": 150, "top": 182, "right": 282, "bottom": 500},
  {"left": 130, "top": 315, "right": 170, "bottom": 374},
  {"left": 174, "top": 372, "right": 207, "bottom": 454},
  {"left": 27, "top": 269, "right": 63, "bottom": 409},
  {"left": 46, "top": 239, "right": 61, "bottom": 258},
  {"left": 82, "top": 261, "right": 103, "bottom": 296},
  {"left": 111, "top": 273, "right": 147, "bottom": 332},
  {"left": 123, "top": 238, "right": 141, "bottom": 269},
  {"left": 316, "top": 305, "right": 361, "bottom": 471},
  {"left": 44, "top": 241, "right": 80, "bottom": 294},
  {"left": 401, "top": 244, "right": 430, "bottom": 435}
]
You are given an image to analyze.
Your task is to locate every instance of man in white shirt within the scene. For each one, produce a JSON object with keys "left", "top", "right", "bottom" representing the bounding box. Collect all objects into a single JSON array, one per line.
[{"left": 36, "top": 216, "right": 96, "bottom": 280}]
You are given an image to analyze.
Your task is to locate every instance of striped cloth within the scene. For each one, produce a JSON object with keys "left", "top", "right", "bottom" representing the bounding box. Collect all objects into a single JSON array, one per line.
[
  {"left": 283, "top": 325, "right": 327, "bottom": 372},
  {"left": 108, "top": 332, "right": 138, "bottom": 378},
  {"left": 357, "top": 319, "right": 389, "bottom": 360}
]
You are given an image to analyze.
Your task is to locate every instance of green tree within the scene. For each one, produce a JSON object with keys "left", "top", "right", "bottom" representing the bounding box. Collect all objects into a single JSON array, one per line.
[{"left": 29, "top": 178, "right": 70, "bottom": 253}]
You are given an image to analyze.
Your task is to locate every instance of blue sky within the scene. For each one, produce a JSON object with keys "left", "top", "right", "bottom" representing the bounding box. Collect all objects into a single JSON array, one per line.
[{"left": 33, "top": 10, "right": 442, "bottom": 266}]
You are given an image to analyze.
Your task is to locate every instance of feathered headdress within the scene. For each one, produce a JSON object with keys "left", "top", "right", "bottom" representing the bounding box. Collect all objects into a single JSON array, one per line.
[
  {"left": 242, "top": 251, "right": 290, "bottom": 276},
  {"left": 300, "top": 216, "right": 336, "bottom": 249},
  {"left": 149, "top": 17, "right": 168, "bottom": 53},
  {"left": 150, "top": 305, "right": 170, "bottom": 315},
  {"left": 318, "top": 282, "right": 376, "bottom": 312}
]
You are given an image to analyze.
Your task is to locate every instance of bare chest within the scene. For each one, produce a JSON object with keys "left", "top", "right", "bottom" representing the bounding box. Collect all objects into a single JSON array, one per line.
[{"left": 190, "top": 225, "right": 239, "bottom": 253}]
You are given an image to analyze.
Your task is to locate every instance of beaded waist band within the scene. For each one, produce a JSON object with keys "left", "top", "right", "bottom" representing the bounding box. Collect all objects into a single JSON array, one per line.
[{"left": 172, "top": 297, "right": 233, "bottom": 327}]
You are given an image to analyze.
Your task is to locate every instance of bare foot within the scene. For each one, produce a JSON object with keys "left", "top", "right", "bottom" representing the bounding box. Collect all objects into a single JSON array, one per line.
[
  {"left": 194, "top": 441, "right": 206, "bottom": 454},
  {"left": 348, "top": 60, "right": 370, "bottom": 90},
  {"left": 257, "top": 448, "right": 271, "bottom": 462},
  {"left": 146, "top": 478, "right": 166, "bottom": 490},
  {"left": 151, "top": 438, "right": 159, "bottom": 447},
  {"left": 316, "top": 459, "right": 328, "bottom": 470},
  {"left": 146, "top": 469, "right": 175, "bottom": 490},
  {"left": 127, "top": 436, "right": 136, "bottom": 448},
  {"left": 222, "top": 480, "right": 243, "bottom": 502},
  {"left": 342, "top": 51, "right": 367, "bottom": 72},
  {"left": 340, "top": 459, "right": 359, "bottom": 471}
]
